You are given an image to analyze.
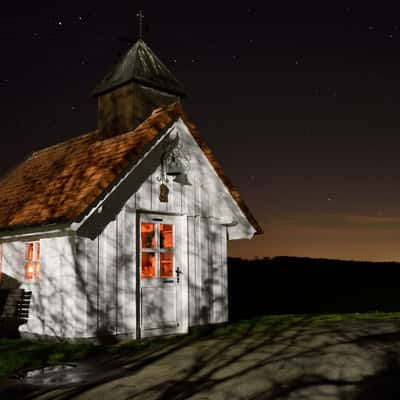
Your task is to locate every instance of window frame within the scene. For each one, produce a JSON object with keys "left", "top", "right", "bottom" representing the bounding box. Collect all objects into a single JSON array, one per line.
[
  {"left": 140, "top": 222, "right": 175, "bottom": 279},
  {"left": 24, "top": 241, "right": 41, "bottom": 281}
]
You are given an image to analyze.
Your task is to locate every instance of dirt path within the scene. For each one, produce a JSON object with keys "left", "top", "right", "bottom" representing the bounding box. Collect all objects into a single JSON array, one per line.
[{"left": 4, "top": 317, "right": 400, "bottom": 400}]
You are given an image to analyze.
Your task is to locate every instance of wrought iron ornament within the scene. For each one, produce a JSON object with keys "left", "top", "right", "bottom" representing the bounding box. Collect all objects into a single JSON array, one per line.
[
  {"left": 157, "top": 130, "right": 192, "bottom": 201},
  {"left": 165, "top": 142, "right": 191, "bottom": 176},
  {"left": 159, "top": 183, "right": 169, "bottom": 202}
]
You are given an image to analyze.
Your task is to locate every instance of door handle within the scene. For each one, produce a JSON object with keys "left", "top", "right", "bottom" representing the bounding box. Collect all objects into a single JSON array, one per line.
[{"left": 176, "top": 267, "right": 183, "bottom": 283}]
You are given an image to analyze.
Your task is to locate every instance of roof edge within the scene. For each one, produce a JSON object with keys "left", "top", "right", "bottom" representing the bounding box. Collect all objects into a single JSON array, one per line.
[
  {"left": 70, "top": 121, "right": 178, "bottom": 231},
  {"left": 92, "top": 77, "right": 187, "bottom": 98},
  {"left": 0, "top": 220, "right": 71, "bottom": 241},
  {"left": 178, "top": 113, "right": 263, "bottom": 235}
]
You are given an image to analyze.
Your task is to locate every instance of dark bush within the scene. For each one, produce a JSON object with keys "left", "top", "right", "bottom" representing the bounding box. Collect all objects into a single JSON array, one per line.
[{"left": 228, "top": 256, "right": 400, "bottom": 320}]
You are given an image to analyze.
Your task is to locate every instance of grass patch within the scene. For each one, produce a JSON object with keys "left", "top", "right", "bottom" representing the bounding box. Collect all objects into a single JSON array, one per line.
[
  {"left": 206, "top": 312, "right": 400, "bottom": 338},
  {"left": 0, "top": 339, "right": 99, "bottom": 377},
  {"left": 2, "top": 312, "right": 400, "bottom": 378}
]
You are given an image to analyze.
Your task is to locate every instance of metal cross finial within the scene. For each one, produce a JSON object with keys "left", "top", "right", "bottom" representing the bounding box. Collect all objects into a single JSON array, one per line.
[{"left": 136, "top": 10, "right": 144, "bottom": 39}]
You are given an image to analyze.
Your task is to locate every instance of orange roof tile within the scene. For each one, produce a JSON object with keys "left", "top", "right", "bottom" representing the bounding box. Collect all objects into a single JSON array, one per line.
[{"left": 0, "top": 103, "right": 262, "bottom": 234}]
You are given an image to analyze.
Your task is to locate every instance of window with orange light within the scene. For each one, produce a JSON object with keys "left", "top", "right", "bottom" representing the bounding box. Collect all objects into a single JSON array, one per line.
[
  {"left": 25, "top": 241, "right": 40, "bottom": 281},
  {"left": 141, "top": 252, "right": 156, "bottom": 278},
  {"left": 160, "top": 253, "right": 173, "bottom": 278},
  {"left": 160, "top": 224, "right": 173, "bottom": 248},
  {"left": 141, "top": 223, "right": 155, "bottom": 248},
  {"left": 140, "top": 221, "right": 174, "bottom": 279}
]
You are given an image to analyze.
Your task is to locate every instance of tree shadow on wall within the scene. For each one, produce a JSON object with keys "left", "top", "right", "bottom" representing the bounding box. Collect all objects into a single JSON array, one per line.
[{"left": 0, "top": 274, "right": 22, "bottom": 338}]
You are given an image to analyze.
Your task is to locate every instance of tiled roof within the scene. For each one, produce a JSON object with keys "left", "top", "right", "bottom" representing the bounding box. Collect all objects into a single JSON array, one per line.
[{"left": 0, "top": 103, "right": 262, "bottom": 234}]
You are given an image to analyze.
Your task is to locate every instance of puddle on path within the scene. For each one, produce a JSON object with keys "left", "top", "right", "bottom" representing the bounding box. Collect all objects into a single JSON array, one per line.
[{"left": 16, "top": 363, "right": 95, "bottom": 386}]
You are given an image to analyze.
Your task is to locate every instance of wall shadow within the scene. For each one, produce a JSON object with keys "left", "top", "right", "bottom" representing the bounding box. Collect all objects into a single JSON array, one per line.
[{"left": 0, "top": 274, "right": 23, "bottom": 338}]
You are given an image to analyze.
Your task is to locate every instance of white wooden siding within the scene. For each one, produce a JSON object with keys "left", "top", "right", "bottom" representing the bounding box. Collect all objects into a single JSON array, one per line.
[
  {"left": 199, "top": 217, "right": 211, "bottom": 324},
  {"left": 75, "top": 235, "right": 88, "bottom": 337},
  {"left": 101, "top": 219, "right": 117, "bottom": 333},
  {"left": 76, "top": 206, "right": 137, "bottom": 338},
  {"left": 1, "top": 237, "right": 76, "bottom": 338},
  {"left": 122, "top": 198, "right": 136, "bottom": 336},
  {"left": 220, "top": 227, "right": 228, "bottom": 322},
  {"left": 187, "top": 216, "right": 197, "bottom": 326}
]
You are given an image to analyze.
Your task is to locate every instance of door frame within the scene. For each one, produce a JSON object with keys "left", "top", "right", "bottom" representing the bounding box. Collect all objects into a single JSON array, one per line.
[{"left": 136, "top": 211, "right": 188, "bottom": 339}]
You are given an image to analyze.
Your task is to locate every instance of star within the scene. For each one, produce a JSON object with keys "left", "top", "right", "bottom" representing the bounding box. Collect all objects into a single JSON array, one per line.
[
  {"left": 57, "top": 21, "right": 63, "bottom": 27},
  {"left": 71, "top": 106, "right": 77, "bottom": 111}
]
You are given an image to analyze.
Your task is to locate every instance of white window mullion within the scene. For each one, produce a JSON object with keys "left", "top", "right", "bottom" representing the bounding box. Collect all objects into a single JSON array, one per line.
[{"left": 155, "top": 223, "right": 160, "bottom": 278}]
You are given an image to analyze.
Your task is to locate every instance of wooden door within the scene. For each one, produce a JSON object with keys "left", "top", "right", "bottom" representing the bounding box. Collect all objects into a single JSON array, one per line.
[{"left": 138, "top": 213, "right": 188, "bottom": 338}]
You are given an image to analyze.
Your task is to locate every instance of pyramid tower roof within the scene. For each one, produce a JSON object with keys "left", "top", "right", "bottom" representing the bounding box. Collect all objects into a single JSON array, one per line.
[{"left": 93, "top": 39, "right": 186, "bottom": 97}]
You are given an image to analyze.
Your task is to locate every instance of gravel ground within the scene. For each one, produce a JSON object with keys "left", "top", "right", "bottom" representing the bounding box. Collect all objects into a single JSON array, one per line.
[{"left": 3, "top": 317, "right": 400, "bottom": 400}]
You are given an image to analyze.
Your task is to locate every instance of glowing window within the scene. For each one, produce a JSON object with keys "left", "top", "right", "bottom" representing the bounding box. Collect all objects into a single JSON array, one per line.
[
  {"left": 160, "top": 224, "right": 173, "bottom": 249},
  {"left": 140, "top": 220, "right": 175, "bottom": 279},
  {"left": 160, "top": 253, "right": 173, "bottom": 278},
  {"left": 141, "top": 252, "right": 156, "bottom": 278},
  {"left": 25, "top": 241, "right": 40, "bottom": 281},
  {"left": 141, "top": 223, "right": 155, "bottom": 249}
]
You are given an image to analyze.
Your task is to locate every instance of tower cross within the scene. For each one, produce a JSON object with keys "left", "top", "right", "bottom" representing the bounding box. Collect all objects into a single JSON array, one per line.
[{"left": 136, "top": 10, "right": 144, "bottom": 39}]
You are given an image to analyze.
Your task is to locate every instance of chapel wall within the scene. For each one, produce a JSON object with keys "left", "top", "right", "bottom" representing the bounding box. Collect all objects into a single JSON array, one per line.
[{"left": 0, "top": 236, "right": 75, "bottom": 338}]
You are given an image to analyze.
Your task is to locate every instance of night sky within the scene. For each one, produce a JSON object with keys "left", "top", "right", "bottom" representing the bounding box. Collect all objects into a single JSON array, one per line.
[{"left": 2, "top": 2, "right": 400, "bottom": 261}]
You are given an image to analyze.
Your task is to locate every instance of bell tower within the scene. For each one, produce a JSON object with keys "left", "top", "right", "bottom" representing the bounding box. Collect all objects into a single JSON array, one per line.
[{"left": 93, "top": 39, "right": 186, "bottom": 138}]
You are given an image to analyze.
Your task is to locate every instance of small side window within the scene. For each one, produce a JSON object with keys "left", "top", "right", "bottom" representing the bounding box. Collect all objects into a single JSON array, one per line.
[{"left": 25, "top": 241, "right": 40, "bottom": 281}]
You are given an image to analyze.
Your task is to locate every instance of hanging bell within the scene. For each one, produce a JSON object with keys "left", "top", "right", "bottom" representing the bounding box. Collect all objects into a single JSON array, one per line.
[
  {"left": 173, "top": 173, "right": 191, "bottom": 186},
  {"left": 166, "top": 156, "right": 184, "bottom": 176}
]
